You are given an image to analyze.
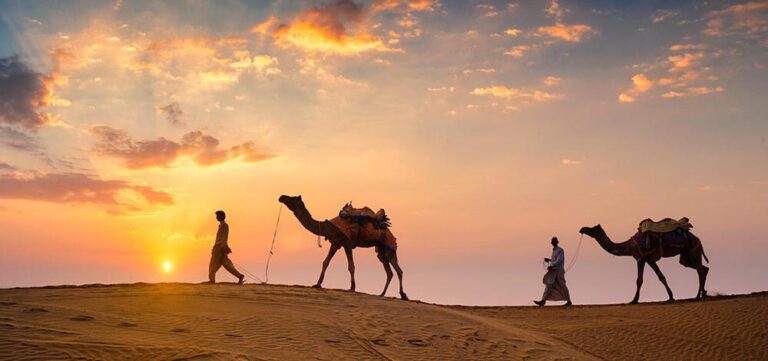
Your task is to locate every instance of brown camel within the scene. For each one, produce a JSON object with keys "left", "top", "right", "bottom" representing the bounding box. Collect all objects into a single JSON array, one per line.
[
  {"left": 579, "top": 224, "right": 710, "bottom": 304},
  {"left": 278, "top": 195, "right": 408, "bottom": 300}
]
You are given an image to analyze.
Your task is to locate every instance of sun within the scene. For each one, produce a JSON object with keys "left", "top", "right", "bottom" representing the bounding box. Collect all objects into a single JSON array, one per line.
[{"left": 162, "top": 261, "right": 173, "bottom": 272}]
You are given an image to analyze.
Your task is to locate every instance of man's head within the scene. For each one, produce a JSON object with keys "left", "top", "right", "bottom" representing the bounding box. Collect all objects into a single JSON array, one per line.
[
  {"left": 551, "top": 237, "right": 559, "bottom": 247},
  {"left": 215, "top": 210, "right": 226, "bottom": 222}
]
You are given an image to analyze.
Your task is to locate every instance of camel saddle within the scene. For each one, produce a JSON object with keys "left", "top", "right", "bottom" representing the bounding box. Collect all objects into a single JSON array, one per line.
[
  {"left": 638, "top": 217, "right": 692, "bottom": 234},
  {"left": 338, "top": 203, "right": 391, "bottom": 229},
  {"left": 329, "top": 203, "right": 396, "bottom": 252}
]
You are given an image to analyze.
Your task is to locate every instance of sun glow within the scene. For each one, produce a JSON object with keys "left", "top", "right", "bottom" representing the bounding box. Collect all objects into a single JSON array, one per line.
[{"left": 162, "top": 261, "right": 173, "bottom": 272}]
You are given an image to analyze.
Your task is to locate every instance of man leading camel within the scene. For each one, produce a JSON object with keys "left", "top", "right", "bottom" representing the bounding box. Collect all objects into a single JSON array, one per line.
[
  {"left": 207, "top": 210, "right": 245, "bottom": 284},
  {"left": 534, "top": 237, "right": 572, "bottom": 306}
]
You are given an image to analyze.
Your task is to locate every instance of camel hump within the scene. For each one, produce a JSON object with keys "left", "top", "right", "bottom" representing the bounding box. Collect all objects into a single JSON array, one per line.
[{"left": 638, "top": 217, "right": 692, "bottom": 234}]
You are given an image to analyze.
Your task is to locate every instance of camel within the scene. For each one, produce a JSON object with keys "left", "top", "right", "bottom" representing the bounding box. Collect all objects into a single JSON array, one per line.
[
  {"left": 579, "top": 224, "right": 709, "bottom": 304},
  {"left": 278, "top": 195, "right": 408, "bottom": 300}
]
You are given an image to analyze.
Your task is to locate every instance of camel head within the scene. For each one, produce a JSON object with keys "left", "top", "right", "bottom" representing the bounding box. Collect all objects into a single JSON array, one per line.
[
  {"left": 579, "top": 224, "right": 604, "bottom": 238},
  {"left": 278, "top": 195, "right": 305, "bottom": 212}
]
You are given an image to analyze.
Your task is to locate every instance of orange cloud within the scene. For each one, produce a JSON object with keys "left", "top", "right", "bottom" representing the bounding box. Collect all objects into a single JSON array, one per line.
[
  {"left": 618, "top": 74, "right": 654, "bottom": 103},
  {"left": 504, "top": 28, "right": 522, "bottom": 37},
  {"left": 273, "top": 0, "right": 393, "bottom": 55},
  {"left": 561, "top": 159, "right": 581, "bottom": 166},
  {"left": 669, "top": 44, "right": 708, "bottom": 51},
  {"left": 536, "top": 23, "right": 596, "bottom": 43},
  {"left": 90, "top": 126, "right": 273, "bottom": 169},
  {"left": 546, "top": 0, "right": 565, "bottom": 19},
  {"left": 251, "top": 16, "right": 279, "bottom": 34},
  {"left": 504, "top": 45, "right": 532, "bottom": 57},
  {"left": 687, "top": 86, "right": 725, "bottom": 95},
  {"left": 668, "top": 52, "right": 704, "bottom": 73},
  {"left": 0, "top": 171, "right": 173, "bottom": 211},
  {"left": 471, "top": 85, "right": 563, "bottom": 109}
]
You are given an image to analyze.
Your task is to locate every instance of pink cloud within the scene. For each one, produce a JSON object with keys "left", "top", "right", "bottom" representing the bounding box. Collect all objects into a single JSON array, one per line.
[
  {"left": 90, "top": 126, "right": 274, "bottom": 169},
  {"left": 0, "top": 171, "right": 173, "bottom": 210}
]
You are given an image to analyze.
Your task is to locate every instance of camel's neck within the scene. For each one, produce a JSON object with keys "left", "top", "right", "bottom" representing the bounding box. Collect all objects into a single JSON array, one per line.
[
  {"left": 289, "top": 204, "right": 325, "bottom": 236},
  {"left": 592, "top": 228, "right": 634, "bottom": 256}
]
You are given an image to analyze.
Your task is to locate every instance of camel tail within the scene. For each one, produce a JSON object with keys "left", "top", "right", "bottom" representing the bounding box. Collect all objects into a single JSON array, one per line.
[{"left": 702, "top": 248, "right": 710, "bottom": 263}]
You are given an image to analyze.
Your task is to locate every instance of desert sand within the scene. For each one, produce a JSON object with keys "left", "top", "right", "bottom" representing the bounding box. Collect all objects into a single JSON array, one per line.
[{"left": 0, "top": 283, "right": 765, "bottom": 360}]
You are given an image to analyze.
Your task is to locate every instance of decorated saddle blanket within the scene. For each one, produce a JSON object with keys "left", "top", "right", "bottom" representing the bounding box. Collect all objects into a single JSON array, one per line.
[
  {"left": 330, "top": 204, "right": 396, "bottom": 252},
  {"left": 338, "top": 203, "right": 391, "bottom": 229},
  {"left": 638, "top": 217, "right": 692, "bottom": 234},
  {"left": 630, "top": 228, "right": 700, "bottom": 255}
]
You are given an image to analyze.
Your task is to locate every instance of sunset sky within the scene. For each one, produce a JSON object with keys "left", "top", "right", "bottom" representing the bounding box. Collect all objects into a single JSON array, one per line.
[{"left": 1, "top": 0, "right": 767, "bottom": 305}]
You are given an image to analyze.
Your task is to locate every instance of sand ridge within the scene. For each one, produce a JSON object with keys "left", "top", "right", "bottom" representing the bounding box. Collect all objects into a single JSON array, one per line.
[{"left": 0, "top": 283, "right": 765, "bottom": 360}]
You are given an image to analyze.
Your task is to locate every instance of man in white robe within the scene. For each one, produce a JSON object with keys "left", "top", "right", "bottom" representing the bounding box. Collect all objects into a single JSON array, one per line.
[{"left": 534, "top": 237, "right": 572, "bottom": 306}]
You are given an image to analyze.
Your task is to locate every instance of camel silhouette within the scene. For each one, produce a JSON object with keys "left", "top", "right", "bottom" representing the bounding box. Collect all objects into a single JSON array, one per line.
[
  {"left": 278, "top": 195, "right": 408, "bottom": 300},
  {"left": 580, "top": 224, "right": 709, "bottom": 303}
]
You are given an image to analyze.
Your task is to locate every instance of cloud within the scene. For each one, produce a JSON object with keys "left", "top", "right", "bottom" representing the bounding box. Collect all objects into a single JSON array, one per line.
[
  {"left": 504, "top": 28, "right": 522, "bottom": 37},
  {"left": 156, "top": 102, "right": 184, "bottom": 125},
  {"left": 536, "top": 23, "right": 596, "bottom": 43},
  {"left": 544, "top": 76, "right": 561, "bottom": 87},
  {"left": 462, "top": 68, "right": 496, "bottom": 75},
  {"left": 661, "top": 91, "right": 685, "bottom": 98},
  {"left": 668, "top": 52, "right": 704, "bottom": 73},
  {"left": 704, "top": 2, "right": 768, "bottom": 38},
  {"left": 251, "top": 16, "right": 279, "bottom": 34},
  {"left": 504, "top": 45, "right": 533, "bottom": 57},
  {"left": 651, "top": 9, "right": 679, "bottom": 23},
  {"left": 476, "top": 4, "right": 498, "bottom": 18},
  {"left": 561, "top": 159, "right": 581, "bottom": 166},
  {"left": 273, "top": 0, "right": 394, "bottom": 55},
  {"left": 545, "top": 0, "right": 565, "bottom": 19},
  {"left": 372, "top": 0, "right": 439, "bottom": 12},
  {"left": 686, "top": 86, "right": 725, "bottom": 95},
  {"left": 0, "top": 126, "right": 44, "bottom": 153},
  {"left": 618, "top": 74, "right": 653, "bottom": 103},
  {"left": 669, "top": 44, "right": 708, "bottom": 51},
  {"left": 0, "top": 171, "right": 173, "bottom": 211},
  {"left": 90, "top": 126, "right": 273, "bottom": 169},
  {"left": 0, "top": 161, "right": 15, "bottom": 171},
  {"left": 229, "top": 52, "right": 280, "bottom": 76},
  {"left": 471, "top": 85, "right": 563, "bottom": 110},
  {"left": 0, "top": 57, "right": 56, "bottom": 128}
]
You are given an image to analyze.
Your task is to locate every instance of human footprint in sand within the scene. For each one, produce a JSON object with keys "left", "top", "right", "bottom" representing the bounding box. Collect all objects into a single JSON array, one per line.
[
  {"left": 534, "top": 237, "right": 572, "bottom": 307},
  {"left": 207, "top": 210, "right": 245, "bottom": 284}
]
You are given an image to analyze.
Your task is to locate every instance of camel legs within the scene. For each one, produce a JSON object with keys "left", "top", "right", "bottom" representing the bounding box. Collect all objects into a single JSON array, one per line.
[
  {"left": 390, "top": 255, "right": 408, "bottom": 300},
  {"left": 380, "top": 260, "right": 393, "bottom": 297},
  {"left": 314, "top": 244, "right": 340, "bottom": 288},
  {"left": 630, "top": 260, "right": 645, "bottom": 304},
  {"left": 343, "top": 246, "right": 356, "bottom": 292},
  {"left": 696, "top": 265, "right": 709, "bottom": 299},
  {"left": 648, "top": 261, "right": 674, "bottom": 301},
  {"left": 680, "top": 247, "right": 710, "bottom": 299}
]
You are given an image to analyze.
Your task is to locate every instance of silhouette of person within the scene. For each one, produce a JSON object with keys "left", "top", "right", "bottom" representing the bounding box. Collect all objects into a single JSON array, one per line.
[
  {"left": 208, "top": 210, "right": 245, "bottom": 284},
  {"left": 534, "top": 237, "right": 572, "bottom": 306}
]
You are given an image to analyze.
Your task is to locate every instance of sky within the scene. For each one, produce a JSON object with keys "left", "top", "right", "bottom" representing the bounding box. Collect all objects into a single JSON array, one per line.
[{"left": 0, "top": 0, "right": 767, "bottom": 306}]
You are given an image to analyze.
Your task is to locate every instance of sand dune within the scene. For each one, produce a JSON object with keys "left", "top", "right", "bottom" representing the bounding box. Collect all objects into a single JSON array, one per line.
[{"left": 0, "top": 284, "right": 765, "bottom": 360}]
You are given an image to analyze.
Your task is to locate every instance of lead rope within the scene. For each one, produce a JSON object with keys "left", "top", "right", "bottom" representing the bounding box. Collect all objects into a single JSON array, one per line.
[
  {"left": 233, "top": 260, "right": 263, "bottom": 283},
  {"left": 565, "top": 233, "right": 584, "bottom": 273},
  {"left": 264, "top": 203, "right": 283, "bottom": 284}
]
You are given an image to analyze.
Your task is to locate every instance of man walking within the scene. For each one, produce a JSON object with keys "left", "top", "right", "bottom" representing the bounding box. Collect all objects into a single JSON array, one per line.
[
  {"left": 208, "top": 210, "right": 245, "bottom": 284},
  {"left": 534, "top": 237, "right": 572, "bottom": 306}
]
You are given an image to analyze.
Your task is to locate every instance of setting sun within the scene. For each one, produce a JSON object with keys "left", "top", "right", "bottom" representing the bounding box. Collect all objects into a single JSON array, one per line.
[{"left": 162, "top": 261, "right": 173, "bottom": 272}]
